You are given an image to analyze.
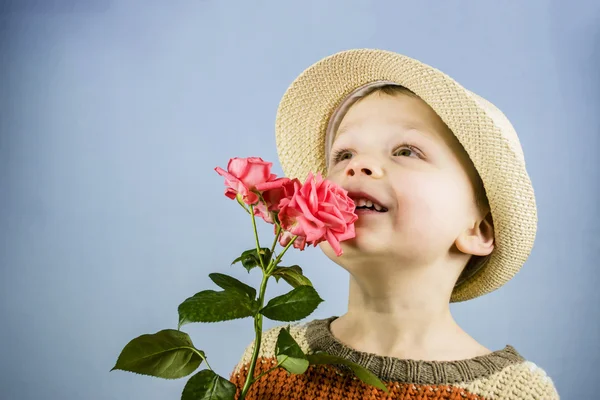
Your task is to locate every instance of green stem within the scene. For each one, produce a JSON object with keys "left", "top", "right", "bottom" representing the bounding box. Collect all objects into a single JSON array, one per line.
[
  {"left": 268, "top": 235, "right": 298, "bottom": 274},
  {"left": 236, "top": 195, "right": 251, "bottom": 215},
  {"left": 196, "top": 351, "right": 213, "bottom": 371},
  {"left": 249, "top": 205, "right": 265, "bottom": 269},
  {"left": 270, "top": 225, "right": 281, "bottom": 257},
  {"left": 239, "top": 273, "right": 269, "bottom": 399},
  {"left": 251, "top": 356, "right": 287, "bottom": 383}
]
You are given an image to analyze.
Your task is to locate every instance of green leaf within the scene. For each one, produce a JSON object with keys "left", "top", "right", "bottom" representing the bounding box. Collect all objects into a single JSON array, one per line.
[
  {"left": 178, "top": 290, "right": 259, "bottom": 329},
  {"left": 110, "top": 329, "right": 203, "bottom": 379},
  {"left": 306, "top": 353, "right": 389, "bottom": 393},
  {"left": 260, "top": 286, "right": 323, "bottom": 322},
  {"left": 231, "top": 248, "right": 272, "bottom": 273},
  {"left": 231, "top": 254, "right": 259, "bottom": 273},
  {"left": 181, "top": 369, "right": 237, "bottom": 400},
  {"left": 275, "top": 326, "right": 309, "bottom": 374},
  {"left": 209, "top": 273, "right": 256, "bottom": 300},
  {"left": 272, "top": 265, "right": 313, "bottom": 288}
]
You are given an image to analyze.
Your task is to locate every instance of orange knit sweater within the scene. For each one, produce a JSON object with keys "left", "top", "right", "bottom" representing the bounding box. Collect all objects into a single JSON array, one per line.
[{"left": 229, "top": 317, "right": 559, "bottom": 400}]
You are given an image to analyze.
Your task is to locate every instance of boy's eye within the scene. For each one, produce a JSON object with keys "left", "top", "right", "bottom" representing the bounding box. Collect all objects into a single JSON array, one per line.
[
  {"left": 332, "top": 148, "right": 352, "bottom": 163},
  {"left": 331, "top": 144, "right": 422, "bottom": 164},
  {"left": 393, "top": 145, "right": 421, "bottom": 158}
]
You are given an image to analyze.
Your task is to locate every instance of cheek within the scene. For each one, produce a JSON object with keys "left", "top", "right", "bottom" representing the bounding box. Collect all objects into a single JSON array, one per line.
[
  {"left": 318, "top": 241, "right": 332, "bottom": 256},
  {"left": 325, "top": 166, "right": 343, "bottom": 182},
  {"left": 318, "top": 241, "right": 347, "bottom": 266},
  {"left": 394, "top": 175, "right": 468, "bottom": 235}
]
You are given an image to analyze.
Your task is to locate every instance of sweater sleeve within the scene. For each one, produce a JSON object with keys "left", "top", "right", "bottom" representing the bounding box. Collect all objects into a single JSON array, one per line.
[
  {"left": 514, "top": 361, "right": 560, "bottom": 400},
  {"left": 228, "top": 326, "right": 292, "bottom": 400},
  {"left": 228, "top": 325, "right": 285, "bottom": 379},
  {"left": 457, "top": 359, "right": 559, "bottom": 399},
  {"left": 228, "top": 337, "right": 255, "bottom": 383},
  {"left": 227, "top": 337, "right": 257, "bottom": 400}
]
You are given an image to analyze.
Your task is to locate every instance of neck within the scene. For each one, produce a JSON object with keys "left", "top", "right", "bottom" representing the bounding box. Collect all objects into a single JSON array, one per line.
[{"left": 330, "top": 271, "right": 481, "bottom": 361}]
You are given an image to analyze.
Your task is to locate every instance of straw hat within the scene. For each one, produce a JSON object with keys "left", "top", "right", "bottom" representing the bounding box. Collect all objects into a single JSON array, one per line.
[{"left": 274, "top": 49, "right": 537, "bottom": 302}]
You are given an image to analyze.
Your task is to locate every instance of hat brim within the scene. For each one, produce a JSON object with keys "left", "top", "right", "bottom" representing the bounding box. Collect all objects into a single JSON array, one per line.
[{"left": 275, "top": 49, "right": 537, "bottom": 302}]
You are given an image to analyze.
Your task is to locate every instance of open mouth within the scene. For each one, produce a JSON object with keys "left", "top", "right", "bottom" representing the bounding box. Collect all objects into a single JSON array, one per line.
[{"left": 352, "top": 197, "right": 388, "bottom": 213}]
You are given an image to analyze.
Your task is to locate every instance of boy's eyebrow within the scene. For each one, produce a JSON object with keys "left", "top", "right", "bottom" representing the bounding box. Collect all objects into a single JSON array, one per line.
[
  {"left": 336, "top": 122, "right": 440, "bottom": 145},
  {"left": 404, "top": 126, "right": 436, "bottom": 141},
  {"left": 335, "top": 123, "right": 356, "bottom": 138}
]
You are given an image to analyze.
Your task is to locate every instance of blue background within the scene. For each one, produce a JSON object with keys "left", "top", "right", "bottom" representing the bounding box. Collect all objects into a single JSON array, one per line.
[{"left": 1, "top": 1, "right": 598, "bottom": 398}]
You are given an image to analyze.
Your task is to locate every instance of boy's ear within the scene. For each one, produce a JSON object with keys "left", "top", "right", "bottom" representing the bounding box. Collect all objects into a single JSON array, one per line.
[{"left": 455, "top": 212, "right": 495, "bottom": 257}]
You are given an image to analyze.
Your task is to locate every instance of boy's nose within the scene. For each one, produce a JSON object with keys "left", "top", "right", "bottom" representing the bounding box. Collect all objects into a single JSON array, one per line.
[{"left": 345, "top": 157, "right": 384, "bottom": 178}]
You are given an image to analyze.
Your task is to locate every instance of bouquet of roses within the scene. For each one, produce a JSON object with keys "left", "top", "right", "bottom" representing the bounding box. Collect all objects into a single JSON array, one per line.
[{"left": 111, "top": 157, "right": 388, "bottom": 399}]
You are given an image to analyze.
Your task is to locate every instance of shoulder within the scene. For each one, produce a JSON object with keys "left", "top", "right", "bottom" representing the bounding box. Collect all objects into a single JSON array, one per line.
[
  {"left": 458, "top": 354, "right": 560, "bottom": 399},
  {"left": 230, "top": 320, "right": 314, "bottom": 375},
  {"left": 502, "top": 360, "right": 560, "bottom": 399}
]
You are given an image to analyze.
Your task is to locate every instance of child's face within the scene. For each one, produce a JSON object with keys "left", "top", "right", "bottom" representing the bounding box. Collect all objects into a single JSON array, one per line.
[{"left": 320, "top": 91, "right": 484, "bottom": 269}]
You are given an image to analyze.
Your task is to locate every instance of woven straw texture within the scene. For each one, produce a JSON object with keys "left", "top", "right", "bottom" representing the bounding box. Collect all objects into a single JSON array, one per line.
[{"left": 274, "top": 49, "right": 537, "bottom": 302}]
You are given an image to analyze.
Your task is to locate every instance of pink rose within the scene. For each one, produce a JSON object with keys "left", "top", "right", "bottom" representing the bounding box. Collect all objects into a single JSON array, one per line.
[
  {"left": 278, "top": 172, "right": 357, "bottom": 256},
  {"left": 277, "top": 229, "right": 307, "bottom": 251},
  {"left": 253, "top": 177, "right": 299, "bottom": 224},
  {"left": 214, "top": 157, "right": 276, "bottom": 205}
]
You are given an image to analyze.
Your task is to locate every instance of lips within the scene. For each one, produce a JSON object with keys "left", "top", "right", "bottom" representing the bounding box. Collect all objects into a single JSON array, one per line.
[{"left": 346, "top": 191, "right": 389, "bottom": 212}]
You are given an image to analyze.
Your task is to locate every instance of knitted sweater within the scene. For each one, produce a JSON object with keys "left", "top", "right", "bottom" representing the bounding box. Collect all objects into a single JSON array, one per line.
[{"left": 229, "top": 316, "right": 559, "bottom": 400}]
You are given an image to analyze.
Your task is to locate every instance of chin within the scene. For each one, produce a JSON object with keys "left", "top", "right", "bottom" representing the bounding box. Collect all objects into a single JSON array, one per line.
[{"left": 319, "top": 237, "right": 390, "bottom": 260}]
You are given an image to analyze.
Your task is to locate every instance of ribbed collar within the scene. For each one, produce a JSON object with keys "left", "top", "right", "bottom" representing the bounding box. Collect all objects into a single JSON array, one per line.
[{"left": 305, "top": 316, "right": 525, "bottom": 384}]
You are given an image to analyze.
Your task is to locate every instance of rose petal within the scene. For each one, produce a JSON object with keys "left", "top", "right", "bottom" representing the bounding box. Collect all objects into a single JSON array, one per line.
[
  {"left": 325, "top": 229, "right": 343, "bottom": 256},
  {"left": 276, "top": 171, "right": 356, "bottom": 256},
  {"left": 297, "top": 216, "right": 326, "bottom": 242}
]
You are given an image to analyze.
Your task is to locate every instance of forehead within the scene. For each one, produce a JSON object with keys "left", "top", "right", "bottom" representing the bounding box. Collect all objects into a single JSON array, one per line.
[
  {"left": 332, "top": 91, "right": 481, "bottom": 183},
  {"left": 335, "top": 92, "right": 457, "bottom": 148}
]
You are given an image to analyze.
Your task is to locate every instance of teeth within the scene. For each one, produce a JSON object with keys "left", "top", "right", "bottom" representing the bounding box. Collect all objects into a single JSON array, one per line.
[{"left": 354, "top": 197, "right": 384, "bottom": 211}]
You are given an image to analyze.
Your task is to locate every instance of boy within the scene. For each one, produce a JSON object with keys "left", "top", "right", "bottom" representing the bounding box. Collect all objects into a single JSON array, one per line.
[{"left": 229, "top": 49, "right": 559, "bottom": 399}]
